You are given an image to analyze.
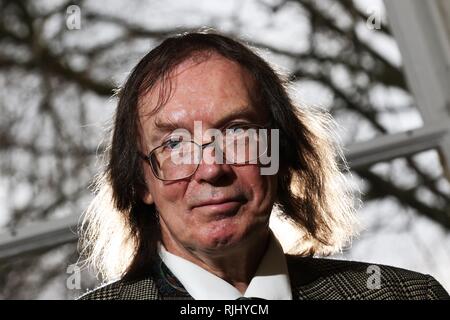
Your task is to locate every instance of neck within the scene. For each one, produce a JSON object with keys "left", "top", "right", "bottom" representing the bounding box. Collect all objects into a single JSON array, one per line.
[{"left": 161, "top": 229, "right": 271, "bottom": 294}]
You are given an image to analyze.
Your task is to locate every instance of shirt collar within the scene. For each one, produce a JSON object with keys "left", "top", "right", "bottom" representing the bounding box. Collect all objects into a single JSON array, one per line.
[{"left": 158, "top": 232, "right": 292, "bottom": 300}]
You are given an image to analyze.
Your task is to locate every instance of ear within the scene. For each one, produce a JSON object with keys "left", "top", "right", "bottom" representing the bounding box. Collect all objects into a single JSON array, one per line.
[{"left": 141, "top": 188, "right": 154, "bottom": 205}]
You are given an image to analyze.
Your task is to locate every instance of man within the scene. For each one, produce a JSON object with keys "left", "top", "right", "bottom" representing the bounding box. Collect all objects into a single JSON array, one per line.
[{"left": 78, "top": 31, "right": 449, "bottom": 300}]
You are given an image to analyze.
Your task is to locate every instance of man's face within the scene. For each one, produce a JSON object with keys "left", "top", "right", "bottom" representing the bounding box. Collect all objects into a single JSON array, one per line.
[{"left": 139, "top": 53, "right": 277, "bottom": 256}]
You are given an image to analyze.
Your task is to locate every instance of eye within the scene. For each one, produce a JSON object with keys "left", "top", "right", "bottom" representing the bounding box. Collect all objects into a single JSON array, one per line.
[
  {"left": 162, "top": 136, "right": 183, "bottom": 150},
  {"left": 226, "top": 123, "right": 248, "bottom": 133},
  {"left": 225, "top": 123, "right": 251, "bottom": 137}
]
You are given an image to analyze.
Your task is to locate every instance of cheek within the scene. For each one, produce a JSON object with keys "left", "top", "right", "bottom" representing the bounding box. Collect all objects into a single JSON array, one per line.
[
  {"left": 158, "top": 182, "right": 187, "bottom": 203},
  {"left": 143, "top": 165, "right": 188, "bottom": 207},
  {"left": 235, "top": 166, "right": 277, "bottom": 210}
]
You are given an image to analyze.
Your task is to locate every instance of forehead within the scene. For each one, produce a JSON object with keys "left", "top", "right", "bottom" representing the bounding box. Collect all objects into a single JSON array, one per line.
[{"left": 138, "top": 53, "right": 267, "bottom": 144}]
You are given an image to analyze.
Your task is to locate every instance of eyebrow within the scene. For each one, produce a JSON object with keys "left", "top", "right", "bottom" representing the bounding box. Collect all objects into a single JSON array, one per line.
[
  {"left": 152, "top": 106, "right": 261, "bottom": 135},
  {"left": 153, "top": 117, "right": 180, "bottom": 132},
  {"left": 144, "top": 105, "right": 266, "bottom": 151}
]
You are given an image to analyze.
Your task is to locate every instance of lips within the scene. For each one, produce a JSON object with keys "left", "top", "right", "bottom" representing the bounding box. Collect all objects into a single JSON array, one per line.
[
  {"left": 192, "top": 196, "right": 244, "bottom": 207},
  {"left": 190, "top": 195, "right": 247, "bottom": 211}
]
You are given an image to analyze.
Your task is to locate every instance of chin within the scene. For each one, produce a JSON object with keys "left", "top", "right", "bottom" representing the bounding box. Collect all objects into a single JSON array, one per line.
[{"left": 194, "top": 220, "right": 249, "bottom": 253}]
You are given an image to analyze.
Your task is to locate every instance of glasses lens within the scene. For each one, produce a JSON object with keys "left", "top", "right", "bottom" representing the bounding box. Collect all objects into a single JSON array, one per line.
[
  {"left": 151, "top": 141, "right": 201, "bottom": 180},
  {"left": 222, "top": 127, "right": 267, "bottom": 164},
  {"left": 149, "top": 126, "right": 269, "bottom": 180}
]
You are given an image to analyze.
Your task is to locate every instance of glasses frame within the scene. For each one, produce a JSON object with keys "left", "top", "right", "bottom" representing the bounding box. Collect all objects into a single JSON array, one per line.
[{"left": 138, "top": 123, "right": 270, "bottom": 181}]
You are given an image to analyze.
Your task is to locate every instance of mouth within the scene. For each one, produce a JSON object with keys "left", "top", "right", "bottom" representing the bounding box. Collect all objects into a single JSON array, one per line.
[{"left": 191, "top": 196, "right": 246, "bottom": 216}]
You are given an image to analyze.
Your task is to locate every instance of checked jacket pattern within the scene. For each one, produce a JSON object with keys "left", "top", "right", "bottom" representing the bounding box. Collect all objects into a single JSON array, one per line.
[{"left": 78, "top": 255, "right": 450, "bottom": 300}]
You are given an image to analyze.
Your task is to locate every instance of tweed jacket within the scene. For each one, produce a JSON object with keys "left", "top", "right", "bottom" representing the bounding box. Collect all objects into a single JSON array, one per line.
[{"left": 78, "top": 255, "right": 450, "bottom": 300}]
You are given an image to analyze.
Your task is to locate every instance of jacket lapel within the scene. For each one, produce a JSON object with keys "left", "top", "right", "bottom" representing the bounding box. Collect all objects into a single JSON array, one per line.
[{"left": 118, "top": 255, "right": 193, "bottom": 300}]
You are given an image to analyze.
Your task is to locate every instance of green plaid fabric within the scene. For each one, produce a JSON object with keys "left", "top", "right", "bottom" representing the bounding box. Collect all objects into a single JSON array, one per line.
[{"left": 78, "top": 255, "right": 450, "bottom": 300}]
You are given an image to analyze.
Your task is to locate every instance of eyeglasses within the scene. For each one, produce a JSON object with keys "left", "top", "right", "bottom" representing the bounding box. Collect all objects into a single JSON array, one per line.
[{"left": 139, "top": 123, "right": 270, "bottom": 181}]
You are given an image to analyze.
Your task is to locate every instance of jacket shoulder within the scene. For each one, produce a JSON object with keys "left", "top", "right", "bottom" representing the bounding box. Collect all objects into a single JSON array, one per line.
[
  {"left": 77, "top": 277, "right": 161, "bottom": 300},
  {"left": 286, "top": 255, "right": 450, "bottom": 300},
  {"left": 77, "top": 279, "right": 123, "bottom": 300}
]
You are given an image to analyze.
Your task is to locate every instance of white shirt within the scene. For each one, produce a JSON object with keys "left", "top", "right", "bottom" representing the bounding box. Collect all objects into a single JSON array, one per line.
[{"left": 158, "top": 234, "right": 293, "bottom": 300}]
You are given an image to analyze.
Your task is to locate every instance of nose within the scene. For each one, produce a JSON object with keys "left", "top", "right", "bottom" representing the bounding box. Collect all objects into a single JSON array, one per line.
[{"left": 192, "top": 140, "right": 230, "bottom": 184}]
